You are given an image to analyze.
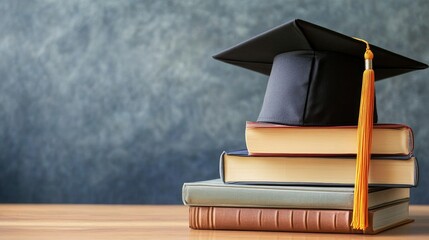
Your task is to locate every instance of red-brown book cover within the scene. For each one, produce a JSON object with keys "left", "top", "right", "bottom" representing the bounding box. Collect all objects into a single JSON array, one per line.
[{"left": 189, "top": 202, "right": 412, "bottom": 234}]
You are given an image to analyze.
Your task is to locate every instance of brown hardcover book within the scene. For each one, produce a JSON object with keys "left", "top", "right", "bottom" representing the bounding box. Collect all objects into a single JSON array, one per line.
[
  {"left": 245, "top": 121, "right": 414, "bottom": 156},
  {"left": 189, "top": 201, "right": 412, "bottom": 234}
]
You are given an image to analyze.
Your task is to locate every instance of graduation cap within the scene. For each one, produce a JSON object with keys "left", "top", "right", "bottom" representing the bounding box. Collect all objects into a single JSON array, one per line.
[
  {"left": 213, "top": 19, "right": 427, "bottom": 230},
  {"left": 214, "top": 19, "right": 427, "bottom": 126}
]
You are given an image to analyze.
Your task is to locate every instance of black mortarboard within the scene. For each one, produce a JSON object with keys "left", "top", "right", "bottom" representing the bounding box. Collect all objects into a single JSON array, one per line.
[
  {"left": 213, "top": 19, "right": 427, "bottom": 230},
  {"left": 213, "top": 19, "right": 427, "bottom": 126}
]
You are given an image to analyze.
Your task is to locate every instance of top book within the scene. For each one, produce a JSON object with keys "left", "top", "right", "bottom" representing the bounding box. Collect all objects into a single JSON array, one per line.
[{"left": 245, "top": 122, "right": 413, "bottom": 156}]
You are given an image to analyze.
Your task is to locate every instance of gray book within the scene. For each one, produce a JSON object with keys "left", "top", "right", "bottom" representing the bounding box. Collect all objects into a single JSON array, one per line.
[{"left": 182, "top": 179, "right": 409, "bottom": 210}]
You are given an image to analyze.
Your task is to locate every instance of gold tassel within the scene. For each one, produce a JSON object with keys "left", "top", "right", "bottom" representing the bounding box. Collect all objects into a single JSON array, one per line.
[{"left": 351, "top": 38, "right": 375, "bottom": 230}]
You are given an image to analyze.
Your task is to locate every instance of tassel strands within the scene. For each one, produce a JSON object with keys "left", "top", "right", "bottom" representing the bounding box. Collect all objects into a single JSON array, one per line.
[{"left": 351, "top": 38, "right": 375, "bottom": 230}]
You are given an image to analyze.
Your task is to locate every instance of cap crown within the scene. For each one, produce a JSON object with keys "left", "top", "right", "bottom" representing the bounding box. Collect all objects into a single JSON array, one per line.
[{"left": 258, "top": 51, "right": 377, "bottom": 125}]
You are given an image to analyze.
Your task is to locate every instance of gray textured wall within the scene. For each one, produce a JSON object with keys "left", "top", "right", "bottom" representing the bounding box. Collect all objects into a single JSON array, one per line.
[{"left": 0, "top": 0, "right": 428, "bottom": 204}]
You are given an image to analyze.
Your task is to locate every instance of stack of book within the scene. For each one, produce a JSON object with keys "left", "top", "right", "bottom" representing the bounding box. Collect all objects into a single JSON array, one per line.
[
  {"left": 182, "top": 18, "right": 426, "bottom": 235},
  {"left": 182, "top": 122, "right": 418, "bottom": 234}
]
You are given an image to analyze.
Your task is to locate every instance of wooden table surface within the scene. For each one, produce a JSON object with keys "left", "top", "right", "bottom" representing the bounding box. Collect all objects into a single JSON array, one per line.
[{"left": 0, "top": 204, "right": 428, "bottom": 239}]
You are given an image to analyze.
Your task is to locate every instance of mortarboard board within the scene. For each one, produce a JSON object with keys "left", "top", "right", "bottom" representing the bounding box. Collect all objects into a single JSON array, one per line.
[
  {"left": 213, "top": 19, "right": 427, "bottom": 126},
  {"left": 213, "top": 19, "right": 427, "bottom": 230}
]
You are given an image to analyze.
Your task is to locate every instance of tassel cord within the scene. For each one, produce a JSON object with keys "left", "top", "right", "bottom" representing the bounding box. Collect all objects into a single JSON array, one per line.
[{"left": 351, "top": 37, "right": 375, "bottom": 230}]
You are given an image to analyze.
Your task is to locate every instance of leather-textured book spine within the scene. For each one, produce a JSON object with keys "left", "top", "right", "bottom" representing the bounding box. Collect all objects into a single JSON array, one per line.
[
  {"left": 190, "top": 206, "right": 355, "bottom": 233},
  {"left": 189, "top": 207, "right": 384, "bottom": 234},
  {"left": 190, "top": 204, "right": 413, "bottom": 234}
]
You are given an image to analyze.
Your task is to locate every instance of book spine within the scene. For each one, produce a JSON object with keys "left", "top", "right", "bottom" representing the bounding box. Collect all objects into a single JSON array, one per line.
[
  {"left": 409, "top": 126, "right": 415, "bottom": 155},
  {"left": 189, "top": 207, "right": 362, "bottom": 233},
  {"left": 219, "top": 151, "right": 226, "bottom": 182}
]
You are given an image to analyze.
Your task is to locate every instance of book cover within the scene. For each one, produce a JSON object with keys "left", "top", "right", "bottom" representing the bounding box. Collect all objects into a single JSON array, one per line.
[
  {"left": 246, "top": 121, "right": 414, "bottom": 156},
  {"left": 189, "top": 201, "right": 412, "bottom": 234},
  {"left": 220, "top": 150, "right": 418, "bottom": 187},
  {"left": 183, "top": 179, "right": 409, "bottom": 210}
]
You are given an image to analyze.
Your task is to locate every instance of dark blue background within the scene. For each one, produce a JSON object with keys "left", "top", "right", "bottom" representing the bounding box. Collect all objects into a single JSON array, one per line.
[{"left": 1, "top": 0, "right": 428, "bottom": 204}]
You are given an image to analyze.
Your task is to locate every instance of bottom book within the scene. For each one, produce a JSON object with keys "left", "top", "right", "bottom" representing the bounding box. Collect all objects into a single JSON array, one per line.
[{"left": 189, "top": 201, "right": 412, "bottom": 234}]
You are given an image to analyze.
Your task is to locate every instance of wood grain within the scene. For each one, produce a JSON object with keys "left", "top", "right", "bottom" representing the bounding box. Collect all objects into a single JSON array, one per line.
[{"left": 0, "top": 204, "right": 428, "bottom": 239}]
